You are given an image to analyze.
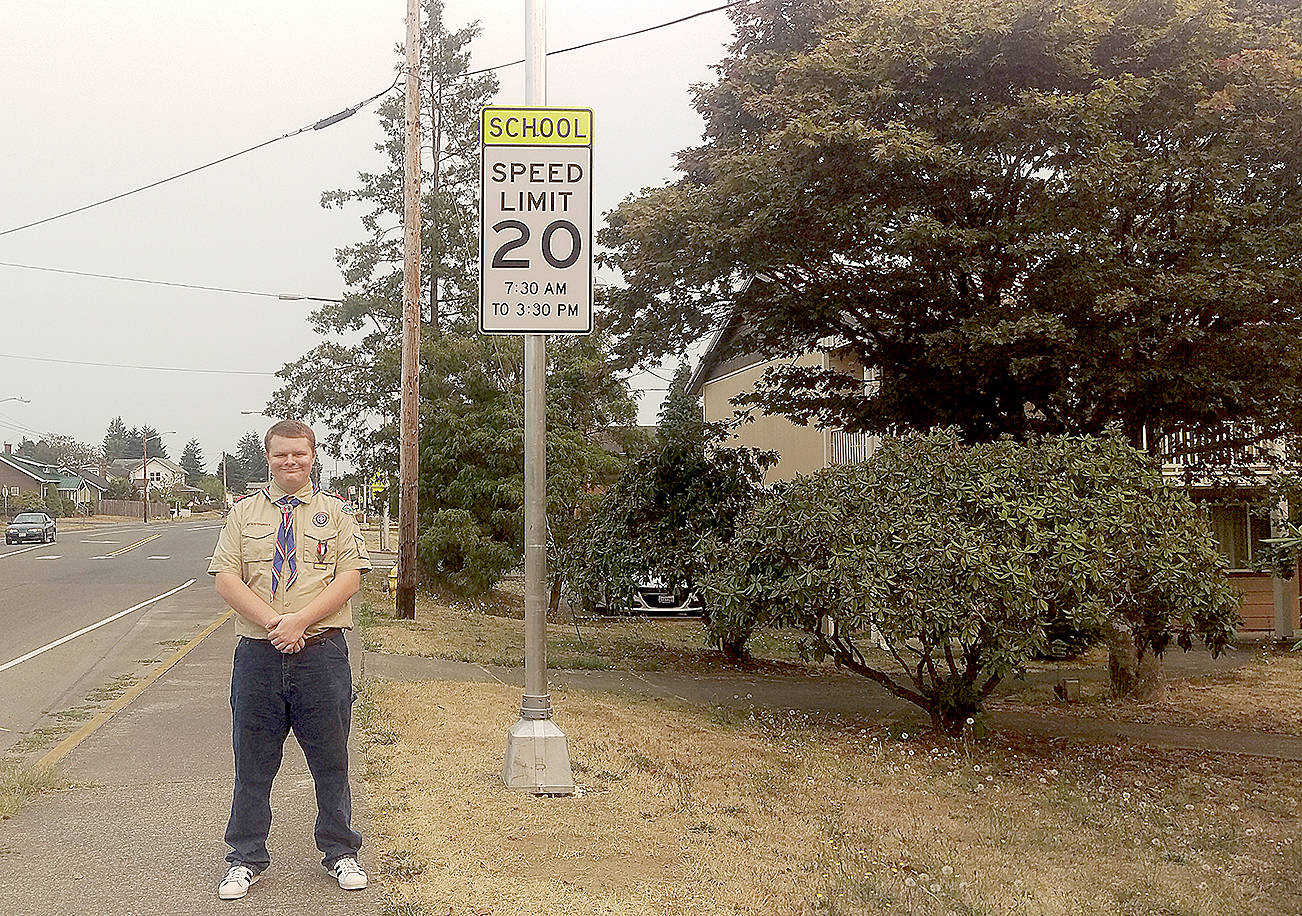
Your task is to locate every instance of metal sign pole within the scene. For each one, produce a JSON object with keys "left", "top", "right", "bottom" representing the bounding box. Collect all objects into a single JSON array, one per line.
[{"left": 502, "top": 0, "right": 574, "bottom": 795}]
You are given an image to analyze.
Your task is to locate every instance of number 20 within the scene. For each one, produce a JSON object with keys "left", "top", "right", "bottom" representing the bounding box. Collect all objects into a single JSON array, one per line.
[{"left": 491, "top": 219, "right": 582, "bottom": 270}]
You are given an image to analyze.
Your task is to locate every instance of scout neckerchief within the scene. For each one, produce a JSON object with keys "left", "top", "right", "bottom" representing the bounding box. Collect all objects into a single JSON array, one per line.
[{"left": 266, "top": 484, "right": 320, "bottom": 595}]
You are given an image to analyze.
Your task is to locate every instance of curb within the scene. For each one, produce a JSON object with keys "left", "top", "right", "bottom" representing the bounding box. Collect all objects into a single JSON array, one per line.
[{"left": 33, "top": 610, "right": 234, "bottom": 772}]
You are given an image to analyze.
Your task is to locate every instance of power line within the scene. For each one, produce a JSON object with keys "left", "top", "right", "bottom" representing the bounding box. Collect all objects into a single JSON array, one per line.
[
  {"left": 0, "top": 74, "right": 401, "bottom": 239},
  {"left": 0, "top": 260, "right": 342, "bottom": 302},
  {"left": 463, "top": 1, "right": 744, "bottom": 77},
  {"left": 0, "top": 4, "right": 741, "bottom": 239},
  {"left": 0, "top": 352, "right": 276, "bottom": 377}
]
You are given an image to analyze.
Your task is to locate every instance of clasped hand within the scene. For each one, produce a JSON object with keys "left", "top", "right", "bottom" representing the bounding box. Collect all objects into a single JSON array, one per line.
[{"left": 266, "top": 615, "right": 307, "bottom": 654}]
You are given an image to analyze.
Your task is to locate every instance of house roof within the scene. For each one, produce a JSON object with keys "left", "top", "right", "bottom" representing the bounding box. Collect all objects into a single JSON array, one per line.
[
  {"left": 105, "top": 456, "right": 184, "bottom": 478},
  {"left": 0, "top": 453, "right": 62, "bottom": 483},
  {"left": 685, "top": 275, "right": 774, "bottom": 396},
  {"left": 144, "top": 456, "right": 185, "bottom": 475},
  {"left": 105, "top": 459, "right": 139, "bottom": 479},
  {"left": 57, "top": 475, "right": 91, "bottom": 492},
  {"left": 59, "top": 471, "right": 109, "bottom": 494},
  {"left": 76, "top": 468, "right": 111, "bottom": 491}
]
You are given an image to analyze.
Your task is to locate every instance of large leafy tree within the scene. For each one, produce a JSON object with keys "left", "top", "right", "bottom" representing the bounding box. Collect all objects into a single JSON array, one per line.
[
  {"left": 602, "top": 0, "right": 1302, "bottom": 447},
  {"left": 416, "top": 331, "right": 636, "bottom": 597},
  {"left": 15, "top": 435, "right": 99, "bottom": 468},
  {"left": 561, "top": 365, "right": 772, "bottom": 654}
]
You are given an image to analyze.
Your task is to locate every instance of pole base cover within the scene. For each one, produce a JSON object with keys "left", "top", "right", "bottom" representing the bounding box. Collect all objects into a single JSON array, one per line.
[{"left": 502, "top": 717, "right": 575, "bottom": 795}]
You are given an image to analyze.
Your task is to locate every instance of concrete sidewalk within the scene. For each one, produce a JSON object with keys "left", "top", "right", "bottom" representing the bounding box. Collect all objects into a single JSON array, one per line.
[
  {"left": 0, "top": 620, "right": 380, "bottom": 916},
  {"left": 363, "top": 649, "right": 1302, "bottom": 761}
]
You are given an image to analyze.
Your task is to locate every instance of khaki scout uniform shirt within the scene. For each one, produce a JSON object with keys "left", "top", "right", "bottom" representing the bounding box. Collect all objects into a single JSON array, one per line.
[{"left": 208, "top": 481, "right": 372, "bottom": 640}]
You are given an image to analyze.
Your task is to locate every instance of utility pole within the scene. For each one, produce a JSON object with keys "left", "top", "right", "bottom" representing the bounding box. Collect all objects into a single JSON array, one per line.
[
  {"left": 431, "top": 28, "right": 443, "bottom": 336},
  {"left": 397, "top": 0, "right": 422, "bottom": 620},
  {"left": 501, "top": 0, "right": 575, "bottom": 796},
  {"left": 143, "top": 434, "right": 150, "bottom": 524}
]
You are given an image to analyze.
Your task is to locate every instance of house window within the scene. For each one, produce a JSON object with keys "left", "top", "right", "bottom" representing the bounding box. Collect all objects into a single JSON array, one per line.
[
  {"left": 149, "top": 471, "right": 164, "bottom": 482},
  {"left": 1206, "top": 504, "right": 1270, "bottom": 571}
]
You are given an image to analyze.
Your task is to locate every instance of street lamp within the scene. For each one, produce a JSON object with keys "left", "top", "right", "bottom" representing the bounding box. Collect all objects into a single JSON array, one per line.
[
  {"left": 142, "top": 431, "right": 176, "bottom": 523},
  {"left": 0, "top": 397, "right": 30, "bottom": 404}
]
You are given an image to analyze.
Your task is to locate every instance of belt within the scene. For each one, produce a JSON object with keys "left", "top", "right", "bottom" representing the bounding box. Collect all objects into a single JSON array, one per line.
[{"left": 301, "top": 627, "right": 343, "bottom": 647}]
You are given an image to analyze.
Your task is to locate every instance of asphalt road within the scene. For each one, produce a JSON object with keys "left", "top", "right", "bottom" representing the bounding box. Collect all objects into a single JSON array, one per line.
[{"left": 0, "top": 520, "right": 231, "bottom": 756}]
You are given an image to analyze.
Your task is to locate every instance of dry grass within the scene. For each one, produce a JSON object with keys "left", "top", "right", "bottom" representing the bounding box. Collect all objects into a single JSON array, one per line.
[
  {"left": 360, "top": 679, "right": 1302, "bottom": 916},
  {"left": 995, "top": 651, "right": 1302, "bottom": 736},
  {"left": 358, "top": 576, "right": 819, "bottom": 673},
  {"left": 0, "top": 763, "right": 68, "bottom": 820}
]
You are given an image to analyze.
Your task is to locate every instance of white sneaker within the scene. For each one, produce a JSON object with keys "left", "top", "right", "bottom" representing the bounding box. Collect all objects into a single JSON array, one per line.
[
  {"left": 329, "top": 856, "right": 368, "bottom": 890},
  {"left": 218, "top": 864, "right": 260, "bottom": 900}
]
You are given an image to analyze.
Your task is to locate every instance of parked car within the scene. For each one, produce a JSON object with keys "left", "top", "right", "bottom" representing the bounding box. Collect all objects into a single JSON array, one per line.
[
  {"left": 587, "top": 580, "right": 704, "bottom": 616},
  {"left": 6, "top": 512, "right": 56, "bottom": 545}
]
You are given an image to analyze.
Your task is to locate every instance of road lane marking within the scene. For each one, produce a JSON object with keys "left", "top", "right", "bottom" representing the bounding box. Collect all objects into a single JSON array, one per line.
[
  {"left": 0, "top": 579, "right": 196, "bottom": 675},
  {"left": 147, "top": 555, "right": 171, "bottom": 560},
  {"left": 189, "top": 525, "right": 224, "bottom": 531},
  {"left": 0, "top": 545, "right": 44, "bottom": 559},
  {"left": 34, "top": 555, "right": 61, "bottom": 560},
  {"left": 104, "top": 533, "right": 163, "bottom": 557},
  {"left": 35, "top": 608, "right": 233, "bottom": 773},
  {"left": 81, "top": 539, "right": 120, "bottom": 544}
]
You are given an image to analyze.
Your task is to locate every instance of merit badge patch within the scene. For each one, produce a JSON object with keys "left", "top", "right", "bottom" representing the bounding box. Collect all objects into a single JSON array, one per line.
[{"left": 313, "top": 512, "right": 329, "bottom": 527}]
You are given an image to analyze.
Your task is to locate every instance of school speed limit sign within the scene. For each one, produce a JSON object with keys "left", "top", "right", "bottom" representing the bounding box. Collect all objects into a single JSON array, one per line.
[{"left": 480, "top": 107, "right": 593, "bottom": 335}]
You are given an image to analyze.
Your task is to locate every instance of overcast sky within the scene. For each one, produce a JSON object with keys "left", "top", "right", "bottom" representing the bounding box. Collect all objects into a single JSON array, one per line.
[{"left": 0, "top": 1, "right": 734, "bottom": 476}]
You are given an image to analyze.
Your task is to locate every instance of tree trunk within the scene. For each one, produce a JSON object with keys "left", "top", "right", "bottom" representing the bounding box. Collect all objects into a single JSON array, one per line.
[
  {"left": 1103, "top": 619, "right": 1165, "bottom": 700},
  {"left": 548, "top": 576, "right": 563, "bottom": 618}
]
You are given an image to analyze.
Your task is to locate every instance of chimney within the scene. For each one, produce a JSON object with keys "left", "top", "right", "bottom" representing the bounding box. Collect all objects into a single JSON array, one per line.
[{"left": 3, "top": 443, "right": 10, "bottom": 455}]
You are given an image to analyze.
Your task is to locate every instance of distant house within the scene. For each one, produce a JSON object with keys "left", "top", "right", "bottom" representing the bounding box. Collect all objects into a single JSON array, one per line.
[
  {"left": 68, "top": 468, "right": 110, "bottom": 510},
  {"left": 0, "top": 447, "right": 108, "bottom": 512},
  {"left": 0, "top": 446, "right": 61, "bottom": 501},
  {"left": 106, "top": 456, "right": 186, "bottom": 490},
  {"left": 688, "top": 282, "right": 1298, "bottom": 640}
]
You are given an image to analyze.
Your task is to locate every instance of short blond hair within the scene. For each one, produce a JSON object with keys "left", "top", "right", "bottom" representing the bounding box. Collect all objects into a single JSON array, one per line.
[{"left": 264, "top": 420, "right": 316, "bottom": 453}]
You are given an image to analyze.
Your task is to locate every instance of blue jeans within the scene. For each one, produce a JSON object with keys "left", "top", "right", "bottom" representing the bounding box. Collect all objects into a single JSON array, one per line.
[{"left": 225, "top": 632, "right": 361, "bottom": 871}]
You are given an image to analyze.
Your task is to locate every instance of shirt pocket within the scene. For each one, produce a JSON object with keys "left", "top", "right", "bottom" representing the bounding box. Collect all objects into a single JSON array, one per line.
[
  {"left": 301, "top": 524, "right": 339, "bottom": 572},
  {"left": 240, "top": 528, "right": 276, "bottom": 591}
]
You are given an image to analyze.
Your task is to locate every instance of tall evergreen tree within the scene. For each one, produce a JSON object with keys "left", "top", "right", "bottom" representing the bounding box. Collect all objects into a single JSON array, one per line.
[
  {"left": 126, "top": 426, "right": 169, "bottom": 460},
  {"left": 217, "top": 452, "right": 248, "bottom": 495},
  {"left": 271, "top": 0, "right": 498, "bottom": 472},
  {"left": 180, "top": 438, "right": 205, "bottom": 485},
  {"left": 102, "top": 417, "right": 130, "bottom": 460},
  {"left": 237, "top": 432, "right": 269, "bottom": 484},
  {"left": 271, "top": 1, "right": 639, "bottom": 598}
]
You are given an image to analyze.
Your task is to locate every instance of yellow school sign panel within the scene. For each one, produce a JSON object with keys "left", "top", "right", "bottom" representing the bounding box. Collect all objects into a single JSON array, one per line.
[
  {"left": 479, "top": 107, "right": 594, "bottom": 335},
  {"left": 482, "top": 108, "right": 592, "bottom": 147}
]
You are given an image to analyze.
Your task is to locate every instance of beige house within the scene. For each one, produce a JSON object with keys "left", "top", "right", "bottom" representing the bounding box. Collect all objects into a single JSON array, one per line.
[
  {"left": 688, "top": 311, "right": 1298, "bottom": 639},
  {"left": 687, "top": 307, "right": 876, "bottom": 484}
]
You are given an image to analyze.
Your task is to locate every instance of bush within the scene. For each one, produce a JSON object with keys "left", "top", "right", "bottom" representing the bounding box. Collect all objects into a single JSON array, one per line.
[
  {"left": 705, "top": 430, "right": 1240, "bottom": 733},
  {"left": 416, "top": 508, "right": 519, "bottom": 597},
  {"left": 9, "top": 492, "right": 75, "bottom": 518}
]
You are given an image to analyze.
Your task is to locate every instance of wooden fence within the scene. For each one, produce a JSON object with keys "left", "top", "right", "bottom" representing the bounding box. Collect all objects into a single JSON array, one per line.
[{"left": 96, "top": 499, "right": 172, "bottom": 519}]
